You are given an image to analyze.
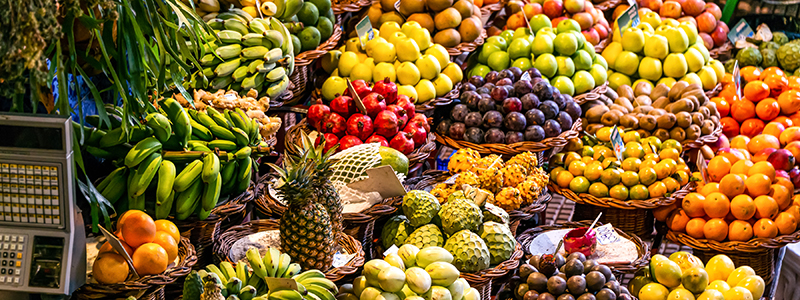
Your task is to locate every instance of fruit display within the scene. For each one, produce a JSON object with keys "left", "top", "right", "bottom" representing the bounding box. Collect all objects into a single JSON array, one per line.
[
  {"left": 363, "top": 0, "right": 485, "bottom": 48},
  {"left": 335, "top": 253, "right": 482, "bottom": 300},
  {"left": 172, "top": 89, "right": 283, "bottom": 140},
  {"left": 320, "top": 21, "right": 463, "bottom": 103},
  {"left": 629, "top": 253, "right": 766, "bottom": 300},
  {"left": 92, "top": 212, "right": 182, "bottom": 283},
  {"left": 602, "top": 10, "right": 725, "bottom": 91},
  {"left": 183, "top": 247, "right": 338, "bottom": 300},
  {"left": 499, "top": 0, "right": 612, "bottom": 48},
  {"left": 196, "top": 14, "right": 293, "bottom": 98},
  {"left": 728, "top": 30, "right": 790, "bottom": 70},
  {"left": 469, "top": 18, "right": 610, "bottom": 95},
  {"left": 78, "top": 98, "right": 263, "bottom": 220},
  {"left": 549, "top": 134, "right": 691, "bottom": 200},
  {"left": 501, "top": 254, "right": 634, "bottom": 300},
  {"left": 380, "top": 188, "right": 518, "bottom": 272},
  {"left": 272, "top": 0, "right": 337, "bottom": 52},
  {"left": 627, "top": 0, "right": 730, "bottom": 52},
  {"left": 581, "top": 81, "right": 721, "bottom": 143},
  {"left": 658, "top": 130, "right": 800, "bottom": 241},
  {"left": 310, "top": 78, "right": 432, "bottom": 155},
  {"left": 438, "top": 67, "right": 582, "bottom": 144},
  {"left": 440, "top": 149, "right": 549, "bottom": 211}
]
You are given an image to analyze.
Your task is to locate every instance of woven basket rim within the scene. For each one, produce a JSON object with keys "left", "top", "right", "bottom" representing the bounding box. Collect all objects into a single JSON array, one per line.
[
  {"left": 666, "top": 229, "right": 800, "bottom": 253},
  {"left": 548, "top": 181, "right": 690, "bottom": 209},
  {"left": 295, "top": 15, "right": 345, "bottom": 67},
  {"left": 415, "top": 82, "right": 463, "bottom": 112},
  {"left": 332, "top": 0, "right": 371, "bottom": 14},
  {"left": 435, "top": 118, "right": 582, "bottom": 155}
]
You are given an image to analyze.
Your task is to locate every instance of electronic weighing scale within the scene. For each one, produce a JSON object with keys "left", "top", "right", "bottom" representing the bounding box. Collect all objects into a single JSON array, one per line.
[{"left": 0, "top": 112, "right": 86, "bottom": 298}]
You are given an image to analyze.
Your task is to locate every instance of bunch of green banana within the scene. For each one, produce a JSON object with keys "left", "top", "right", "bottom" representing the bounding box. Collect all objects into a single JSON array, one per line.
[
  {"left": 184, "top": 267, "right": 259, "bottom": 300},
  {"left": 196, "top": 14, "right": 293, "bottom": 99},
  {"left": 241, "top": 247, "right": 337, "bottom": 300}
]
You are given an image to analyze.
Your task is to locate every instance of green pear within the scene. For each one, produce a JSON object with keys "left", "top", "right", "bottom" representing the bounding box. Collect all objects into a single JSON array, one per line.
[
  {"left": 398, "top": 85, "right": 418, "bottom": 101},
  {"left": 621, "top": 27, "right": 645, "bottom": 53},
  {"left": 513, "top": 27, "right": 532, "bottom": 41},
  {"left": 638, "top": 57, "right": 663, "bottom": 81},
  {"left": 415, "top": 54, "right": 441, "bottom": 80},
  {"left": 508, "top": 38, "right": 531, "bottom": 60},
  {"left": 531, "top": 34, "right": 554, "bottom": 56},
  {"left": 346, "top": 37, "right": 363, "bottom": 53},
  {"left": 643, "top": 35, "right": 669, "bottom": 60},
  {"left": 432, "top": 74, "right": 453, "bottom": 97},
  {"left": 425, "top": 44, "right": 450, "bottom": 69},
  {"left": 374, "top": 62, "right": 397, "bottom": 83},
  {"left": 402, "top": 21, "right": 423, "bottom": 36},
  {"left": 396, "top": 37, "right": 422, "bottom": 62},
  {"left": 397, "top": 62, "right": 421, "bottom": 86},
  {"left": 338, "top": 51, "right": 360, "bottom": 77},
  {"left": 512, "top": 57, "right": 533, "bottom": 70},
  {"left": 614, "top": 51, "right": 640, "bottom": 76},
  {"left": 321, "top": 76, "right": 348, "bottom": 101},
  {"left": 409, "top": 28, "right": 433, "bottom": 51},
  {"left": 664, "top": 53, "right": 688, "bottom": 78},
  {"left": 477, "top": 43, "right": 502, "bottom": 65},
  {"left": 601, "top": 41, "right": 623, "bottom": 68},
  {"left": 442, "top": 62, "right": 463, "bottom": 83},
  {"left": 589, "top": 64, "right": 608, "bottom": 86},
  {"left": 534, "top": 53, "right": 558, "bottom": 78},
  {"left": 572, "top": 70, "right": 595, "bottom": 94},
  {"left": 537, "top": 27, "right": 557, "bottom": 40},
  {"left": 485, "top": 36, "right": 508, "bottom": 51},
  {"left": 664, "top": 27, "right": 689, "bottom": 53},
  {"left": 320, "top": 50, "right": 341, "bottom": 74},
  {"left": 608, "top": 72, "right": 632, "bottom": 90},
  {"left": 556, "top": 56, "right": 575, "bottom": 77},
  {"left": 697, "top": 66, "right": 718, "bottom": 90},
  {"left": 684, "top": 47, "right": 705, "bottom": 73},
  {"left": 380, "top": 22, "right": 402, "bottom": 40},
  {"left": 593, "top": 54, "right": 608, "bottom": 69},
  {"left": 415, "top": 79, "right": 436, "bottom": 102},
  {"left": 351, "top": 62, "right": 373, "bottom": 82}
]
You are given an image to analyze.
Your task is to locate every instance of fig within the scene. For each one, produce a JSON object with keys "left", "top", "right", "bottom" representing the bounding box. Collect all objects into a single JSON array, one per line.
[
  {"left": 436, "top": 119, "right": 453, "bottom": 136},
  {"left": 507, "top": 67, "right": 523, "bottom": 81},
  {"left": 497, "top": 78, "right": 514, "bottom": 87},
  {"left": 557, "top": 111, "right": 574, "bottom": 130},
  {"left": 563, "top": 101, "right": 582, "bottom": 121},
  {"left": 491, "top": 86, "right": 509, "bottom": 102},
  {"left": 461, "top": 82, "right": 476, "bottom": 92},
  {"left": 499, "top": 69, "right": 516, "bottom": 81},
  {"left": 485, "top": 71, "right": 500, "bottom": 84}
]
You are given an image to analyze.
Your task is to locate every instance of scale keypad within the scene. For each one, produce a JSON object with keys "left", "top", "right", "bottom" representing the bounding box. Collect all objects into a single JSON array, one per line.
[
  {"left": 0, "top": 234, "right": 24, "bottom": 286},
  {"left": 0, "top": 163, "right": 61, "bottom": 225}
]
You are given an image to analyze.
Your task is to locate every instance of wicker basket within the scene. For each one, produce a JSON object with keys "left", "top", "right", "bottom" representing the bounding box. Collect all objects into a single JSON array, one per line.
[
  {"left": 447, "top": 28, "right": 488, "bottom": 57},
  {"left": 594, "top": 36, "right": 612, "bottom": 53},
  {"left": 76, "top": 237, "right": 198, "bottom": 300},
  {"left": 415, "top": 82, "right": 463, "bottom": 113},
  {"left": 516, "top": 221, "right": 650, "bottom": 276},
  {"left": 283, "top": 16, "right": 344, "bottom": 106},
  {"left": 332, "top": 0, "right": 371, "bottom": 14},
  {"left": 213, "top": 219, "right": 365, "bottom": 283},
  {"left": 435, "top": 118, "right": 582, "bottom": 156}
]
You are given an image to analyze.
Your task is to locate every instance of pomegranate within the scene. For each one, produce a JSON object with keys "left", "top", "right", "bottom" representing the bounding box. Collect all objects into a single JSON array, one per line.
[
  {"left": 308, "top": 99, "right": 331, "bottom": 125},
  {"left": 390, "top": 132, "right": 415, "bottom": 155},
  {"left": 362, "top": 93, "right": 387, "bottom": 118},
  {"left": 346, "top": 114, "right": 374, "bottom": 141},
  {"left": 339, "top": 135, "right": 363, "bottom": 151},
  {"left": 396, "top": 95, "right": 416, "bottom": 117},
  {"left": 365, "top": 134, "right": 389, "bottom": 147},
  {"left": 322, "top": 113, "right": 347, "bottom": 137},
  {"left": 386, "top": 104, "right": 409, "bottom": 129},
  {"left": 403, "top": 121, "right": 428, "bottom": 147},
  {"left": 410, "top": 113, "right": 430, "bottom": 132},
  {"left": 373, "top": 77, "right": 398, "bottom": 104},
  {"left": 330, "top": 94, "right": 357, "bottom": 118},
  {"left": 344, "top": 79, "right": 372, "bottom": 100},
  {"left": 374, "top": 110, "right": 399, "bottom": 138},
  {"left": 315, "top": 133, "right": 339, "bottom": 153}
]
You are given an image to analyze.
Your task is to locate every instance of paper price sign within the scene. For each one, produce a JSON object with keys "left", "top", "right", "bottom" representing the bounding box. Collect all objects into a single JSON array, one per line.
[
  {"left": 610, "top": 126, "right": 625, "bottom": 161},
  {"left": 356, "top": 16, "right": 375, "bottom": 48},
  {"left": 615, "top": 2, "right": 639, "bottom": 38},
  {"left": 727, "top": 19, "right": 754, "bottom": 45},
  {"left": 733, "top": 60, "right": 742, "bottom": 101},
  {"left": 696, "top": 151, "right": 708, "bottom": 184}
]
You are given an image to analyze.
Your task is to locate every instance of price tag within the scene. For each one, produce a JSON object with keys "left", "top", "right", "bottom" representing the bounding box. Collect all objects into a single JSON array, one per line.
[
  {"left": 696, "top": 151, "right": 708, "bottom": 184},
  {"left": 356, "top": 16, "right": 375, "bottom": 48},
  {"left": 346, "top": 78, "right": 368, "bottom": 114},
  {"left": 728, "top": 19, "right": 754, "bottom": 45},
  {"left": 520, "top": 71, "right": 531, "bottom": 82},
  {"left": 615, "top": 3, "right": 640, "bottom": 38},
  {"left": 756, "top": 23, "right": 773, "bottom": 42},
  {"left": 610, "top": 125, "right": 625, "bottom": 161},
  {"left": 520, "top": 3, "right": 533, "bottom": 35},
  {"left": 594, "top": 224, "right": 622, "bottom": 245},
  {"left": 733, "top": 60, "right": 741, "bottom": 101},
  {"left": 383, "top": 245, "right": 399, "bottom": 256},
  {"left": 265, "top": 278, "right": 298, "bottom": 291}
]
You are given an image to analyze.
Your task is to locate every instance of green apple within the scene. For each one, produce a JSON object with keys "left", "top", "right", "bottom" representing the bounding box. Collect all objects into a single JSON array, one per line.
[
  {"left": 690, "top": 43, "right": 711, "bottom": 65},
  {"left": 582, "top": 41, "right": 596, "bottom": 58},
  {"left": 572, "top": 31, "right": 586, "bottom": 49},
  {"left": 425, "top": 44, "right": 450, "bottom": 70},
  {"left": 512, "top": 57, "right": 533, "bottom": 70},
  {"left": 488, "top": 51, "right": 510, "bottom": 71},
  {"left": 679, "top": 22, "right": 698, "bottom": 45},
  {"left": 643, "top": 35, "right": 669, "bottom": 60},
  {"left": 572, "top": 50, "right": 593, "bottom": 71},
  {"left": 508, "top": 38, "right": 531, "bottom": 60},
  {"left": 640, "top": 11, "right": 661, "bottom": 29},
  {"left": 469, "top": 64, "right": 491, "bottom": 78},
  {"left": 321, "top": 76, "right": 348, "bottom": 101},
  {"left": 664, "top": 53, "right": 688, "bottom": 78},
  {"left": 552, "top": 76, "right": 575, "bottom": 96},
  {"left": 486, "top": 36, "right": 508, "bottom": 51},
  {"left": 608, "top": 72, "right": 632, "bottom": 90},
  {"left": 387, "top": 31, "right": 408, "bottom": 45},
  {"left": 537, "top": 27, "right": 557, "bottom": 40},
  {"left": 697, "top": 65, "right": 719, "bottom": 90},
  {"left": 365, "top": 37, "right": 388, "bottom": 57},
  {"left": 534, "top": 53, "right": 558, "bottom": 78},
  {"left": 401, "top": 21, "right": 423, "bottom": 36},
  {"left": 638, "top": 57, "right": 663, "bottom": 81},
  {"left": 530, "top": 14, "right": 552, "bottom": 33},
  {"left": 572, "top": 70, "right": 595, "bottom": 94},
  {"left": 320, "top": 50, "right": 341, "bottom": 74},
  {"left": 397, "top": 62, "right": 421, "bottom": 86},
  {"left": 478, "top": 44, "right": 502, "bottom": 65},
  {"left": 380, "top": 22, "right": 402, "bottom": 40},
  {"left": 684, "top": 47, "right": 705, "bottom": 73},
  {"left": 554, "top": 32, "right": 578, "bottom": 56},
  {"left": 338, "top": 51, "right": 360, "bottom": 77},
  {"left": 415, "top": 79, "right": 436, "bottom": 102},
  {"left": 601, "top": 42, "right": 623, "bottom": 69},
  {"left": 621, "top": 27, "right": 645, "bottom": 53},
  {"left": 513, "top": 27, "right": 532, "bottom": 41},
  {"left": 556, "top": 19, "right": 581, "bottom": 33},
  {"left": 409, "top": 28, "right": 433, "bottom": 51},
  {"left": 415, "top": 54, "right": 442, "bottom": 80},
  {"left": 500, "top": 30, "right": 515, "bottom": 44},
  {"left": 531, "top": 34, "right": 554, "bottom": 56},
  {"left": 374, "top": 62, "right": 397, "bottom": 82},
  {"left": 614, "top": 51, "right": 640, "bottom": 76},
  {"left": 632, "top": 79, "right": 653, "bottom": 91},
  {"left": 589, "top": 64, "right": 608, "bottom": 85},
  {"left": 664, "top": 27, "right": 689, "bottom": 53},
  {"left": 556, "top": 56, "right": 575, "bottom": 77},
  {"left": 372, "top": 41, "right": 397, "bottom": 63},
  {"left": 661, "top": 19, "right": 680, "bottom": 28},
  {"left": 657, "top": 77, "right": 677, "bottom": 88},
  {"left": 398, "top": 85, "right": 418, "bottom": 101},
  {"left": 593, "top": 54, "right": 608, "bottom": 69},
  {"left": 637, "top": 22, "right": 655, "bottom": 34},
  {"left": 396, "top": 37, "right": 422, "bottom": 62},
  {"left": 432, "top": 74, "right": 454, "bottom": 97},
  {"left": 350, "top": 62, "right": 373, "bottom": 82},
  {"left": 442, "top": 62, "right": 463, "bottom": 83}
]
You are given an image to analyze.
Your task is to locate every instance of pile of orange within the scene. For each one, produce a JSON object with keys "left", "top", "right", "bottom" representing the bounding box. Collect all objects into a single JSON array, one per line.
[
  {"left": 93, "top": 210, "right": 181, "bottom": 284},
  {"left": 715, "top": 67, "right": 800, "bottom": 139}
]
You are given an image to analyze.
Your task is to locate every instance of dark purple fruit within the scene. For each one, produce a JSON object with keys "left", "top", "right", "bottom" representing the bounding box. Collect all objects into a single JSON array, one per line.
[
  {"left": 618, "top": 294, "right": 633, "bottom": 300},
  {"left": 520, "top": 264, "right": 538, "bottom": 279},
  {"left": 539, "top": 101, "right": 560, "bottom": 119},
  {"left": 552, "top": 93, "right": 566, "bottom": 110},
  {"left": 476, "top": 86, "right": 491, "bottom": 95},
  {"left": 504, "top": 111, "right": 527, "bottom": 131},
  {"left": 460, "top": 90, "right": 478, "bottom": 103},
  {"left": 557, "top": 111, "right": 574, "bottom": 130},
  {"left": 590, "top": 265, "right": 613, "bottom": 282},
  {"left": 577, "top": 293, "right": 596, "bottom": 300},
  {"left": 465, "top": 127, "right": 484, "bottom": 143},
  {"left": 498, "top": 69, "right": 515, "bottom": 81},
  {"left": 567, "top": 252, "right": 586, "bottom": 263},
  {"left": 496, "top": 78, "right": 513, "bottom": 87},
  {"left": 547, "top": 276, "right": 567, "bottom": 295},
  {"left": 563, "top": 101, "right": 581, "bottom": 121},
  {"left": 484, "top": 128, "right": 505, "bottom": 143},
  {"left": 526, "top": 68, "right": 542, "bottom": 78},
  {"left": 436, "top": 119, "right": 452, "bottom": 136},
  {"left": 521, "top": 93, "right": 541, "bottom": 111},
  {"left": 562, "top": 94, "right": 575, "bottom": 105},
  {"left": 465, "top": 112, "right": 483, "bottom": 127},
  {"left": 524, "top": 290, "right": 540, "bottom": 300},
  {"left": 585, "top": 271, "right": 606, "bottom": 292},
  {"left": 525, "top": 125, "right": 545, "bottom": 141},
  {"left": 482, "top": 82, "right": 496, "bottom": 90},
  {"left": 451, "top": 104, "right": 469, "bottom": 122},
  {"left": 525, "top": 109, "right": 546, "bottom": 126},
  {"left": 485, "top": 71, "right": 500, "bottom": 84},
  {"left": 491, "top": 86, "right": 509, "bottom": 102},
  {"left": 469, "top": 75, "right": 485, "bottom": 87},
  {"left": 532, "top": 81, "right": 553, "bottom": 101},
  {"left": 506, "top": 131, "right": 524, "bottom": 143},
  {"left": 448, "top": 122, "right": 466, "bottom": 140},
  {"left": 528, "top": 272, "right": 548, "bottom": 293},
  {"left": 503, "top": 98, "right": 523, "bottom": 114},
  {"left": 505, "top": 85, "right": 516, "bottom": 98},
  {"left": 603, "top": 281, "right": 620, "bottom": 296},
  {"left": 557, "top": 294, "right": 576, "bottom": 300},
  {"left": 461, "top": 83, "right": 476, "bottom": 92},
  {"left": 463, "top": 91, "right": 481, "bottom": 110},
  {"left": 567, "top": 276, "right": 587, "bottom": 296},
  {"left": 478, "top": 95, "right": 496, "bottom": 113},
  {"left": 483, "top": 110, "right": 503, "bottom": 128},
  {"left": 538, "top": 293, "right": 556, "bottom": 300},
  {"left": 508, "top": 67, "right": 523, "bottom": 81},
  {"left": 515, "top": 80, "right": 534, "bottom": 96},
  {"left": 543, "top": 119, "right": 562, "bottom": 137}
]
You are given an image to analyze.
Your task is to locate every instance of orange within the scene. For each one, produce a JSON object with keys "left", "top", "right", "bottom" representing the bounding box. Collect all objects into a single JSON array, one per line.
[
  {"left": 753, "top": 218, "right": 779, "bottom": 238},
  {"left": 774, "top": 177, "right": 795, "bottom": 193},
  {"left": 775, "top": 212, "right": 798, "bottom": 234},
  {"left": 748, "top": 161, "right": 776, "bottom": 181},
  {"left": 120, "top": 211, "right": 156, "bottom": 248},
  {"left": 132, "top": 243, "right": 169, "bottom": 276},
  {"left": 731, "top": 195, "right": 756, "bottom": 220},
  {"left": 719, "top": 85, "right": 738, "bottom": 102},
  {"left": 730, "top": 135, "right": 751, "bottom": 149},
  {"left": 719, "top": 174, "right": 746, "bottom": 198},
  {"left": 683, "top": 193, "right": 707, "bottom": 217},
  {"left": 707, "top": 156, "right": 732, "bottom": 182},
  {"left": 754, "top": 195, "right": 780, "bottom": 219},
  {"left": 741, "top": 66, "right": 762, "bottom": 82},
  {"left": 700, "top": 183, "right": 720, "bottom": 196},
  {"left": 728, "top": 220, "right": 754, "bottom": 241},
  {"left": 154, "top": 220, "right": 181, "bottom": 244},
  {"left": 740, "top": 118, "right": 766, "bottom": 138},
  {"left": 795, "top": 195, "right": 800, "bottom": 207},
  {"left": 762, "top": 122, "right": 785, "bottom": 138},
  {"left": 703, "top": 218, "right": 729, "bottom": 242},
  {"left": 473, "top": 0, "right": 483, "bottom": 7},
  {"left": 712, "top": 97, "right": 731, "bottom": 117},
  {"left": 705, "top": 192, "right": 732, "bottom": 218},
  {"left": 730, "top": 99, "right": 757, "bottom": 122},
  {"left": 785, "top": 205, "right": 800, "bottom": 222},
  {"left": 774, "top": 116, "right": 795, "bottom": 128},
  {"left": 93, "top": 253, "right": 130, "bottom": 284},
  {"left": 99, "top": 240, "right": 134, "bottom": 257},
  {"left": 722, "top": 73, "right": 734, "bottom": 85},
  {"left": 778, "top": 89, "right": 800, "bottom": 115},
  {"left": 756, "top": 98, "right": 781, "bottom": 121},
  {"left": 654, "top": 203, "right": 679, "bottom": 222},
  {"left": 686, "top": 218, "right": 707, "bottom": 239},
  {"left": 668, "top": 209, "right": 691, "bottom": 232},
  {"left": 744, "top": 174, "right": 771, "bottom": 197},
  {"left": 770, "top": 184, "right": 793, "bottom": 210},
  {"left": 760, "top": 66, "right": 786, "bottom": 80},
  {"left": 153, "top": 231, "right": 178, "bottom": 262},
  {"left": 721, "top": 117, "right": 741, "bottom": 139},
  {"left": 730, "top": 160, "right": 753, "bottom": 176},
  {"left": 744, "top": 80, "right": 770, "bottom": 102},
  {"left": 789, "top": 76, "right": 800, "bottom": 90},
  {"left": 675, "top": 170, "right": 690, "bottom": 185},
  {"left": 764, "top": 74, "right": 789, "bottom": 97},
  {"left": 117, "top": 210, "right": 136, "bottom": 232}
]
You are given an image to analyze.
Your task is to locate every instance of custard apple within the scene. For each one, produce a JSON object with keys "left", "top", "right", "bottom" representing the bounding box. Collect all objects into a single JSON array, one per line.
[
  {"left": 773, "top": 31, "right": 789, "bottom": 45},
  {"left": 439, "top": 197, "right": 483, "bottom": 236},
  {"left": 478, "top": 222, "right": 516, "bottom": 264},
  {"left": 381, "top": 215, "right": 414, "bottom": 249},
  {"left": 778, "top": 42, "right": 800, "bottom": 72},
  {"left": 443, "top": 230, "right": 491, "bottom": 272},
  {"left": 482, "top": 203, "right": 509, "bottom": 225},
  {"left": 762, "top": 49, "right": 778, "bottom": 68},
  {"left": 405, "top": 224, "right": 445, "bottom": 249},
  {"left": 736, "top": 47, "right": 763, "bottom": 67},
  {"left": 402, "top": 190, "right": 441, "bottom": 227},
  {"left": 760, "top": 41, "right": 780, "bottom": 51},
  {"left": 447, "top": 191, "right": 468, "bottom": 203}
]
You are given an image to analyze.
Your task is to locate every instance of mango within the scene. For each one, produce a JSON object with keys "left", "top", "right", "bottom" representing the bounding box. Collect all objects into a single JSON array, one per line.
[
  {"left": 425, "top": 262, "right": 460, "bottom": 286},
  {"left": 416, "top": 246, "right": 454, "bottom": 268},
  {"left": 406, "top": 267, "right": 432, "bottom": 294}
]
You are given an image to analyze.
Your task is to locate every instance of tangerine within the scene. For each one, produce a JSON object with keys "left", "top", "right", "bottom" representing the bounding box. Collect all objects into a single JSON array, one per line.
[
  {"left": 663, "top": 177, "right": 680, "bottom": 192},
  {"left": 740, "top": 118, "right": 766, "bottom": 138},
  {"left": 730, "top": 99, "right": 757, "bottom": 123},
  {"left": 721, "top": 117, "right": 742, "bottom": 139},
  {"left": 775, "top": 177, "right": 795, "bottom": 193},
  {"left": 668, "top": 209, "right": 691, "bottom": 232},
  {"left": 778, "top": 89, "right": 800, "bottom": 115},
  {"left": 700, "top": 183, "right": 720, "bottom": 196},
  {"left": 719, "top": 174, "right": 746, "bottom": 198},
  {"left": 132, "top": 243, "right": 169, "bottom": 276},
  {"left": 743, "top": 80, "right": 770, "bottom": 102},
  {"left": 654, "top": 203, "right": 679, "bottom": 222},
  {"left": 770, "top": 184, "right": 793, "bottom": 210},
  {"left": 730, "top": 160, "right": 753, "bottom": 176},
  {"left": 556, "top": 171, "right": 574, "bottom": 188},
  {"left": 712, "top": 97, "right": 731, "bottom": 117},
  {"left": 730, "top": 135, "right": 751, "bottom": 149},
  {"left": 774, "top": 116, "right": 794, "bottom": 128},
  {"left": 154, "top": 220, "right": 181, "bottom": 244},
  {"left": 120, "top": 210, "right": 156, "bottom": 248},
  {"left": 686, "top": 218, "right": 707, "bottom": 239},
  {"left": 707, "top": 156, "right": 732, "bottom": 182},
  {"left": 789, "top": 76, "right": 800, "bottom": 90},
  {"left": 756, "top": 98, "right": 781, "bottom": 121},
  {"left": 730, "top": 195, "right": 756, "bottom": 220},
  {"left": 728, "top": 220, "right": 754, "bottom": 241},
  {"left": 683, "top": 193, "right": 707, "bottom": 218},
  {"left": 754, "top": 195, "right": 780, "bottom": 219},
  {"left": 775, "top": 212, "right": 798, "bottom": 234},
  {"left": 639, "top": 168, "right": 658, "bottom": 186},
  {"left": 753, "top": 218, "right": 779, "bottom": 238},
  {"left": 649, "top": 182, "right": 668, "bottom": 198},
  {"left": 748, "top": 161, "right": 776, "bottom": 181},
  {"left": 703, "top": 218, "right": 729, "bottom": 242},
  {"left": 785, "top": 205, "right": 800, "bottom": 222},
  {"left": 705, "top": 192, "right": 732, "bottom": 218},
  {"left": 153, "top": 231, "right": 178, "bottom": 262},
  {"left": 760, "top": 66, "right": 786, "bottom": 80},
  {"left": 741, "top": 66, "right": 762, "bottom": 82},
  {"left": 93, "top": 253, "right": 130, "bottom": 284},
  {"left": 675, "top": 170, "right": 690, "bottom": 185},
  {"left": 764, "top": 73, "right": 789, "bottom": 97},
  {"left": 762, "top": 122, "right": 785, "bottom": 138},
  {"left": 744, "top": 174, "right": 771, "bottom": 197},
  {"left": 722, "top": 73, "right": 734, "bottom": 85}
]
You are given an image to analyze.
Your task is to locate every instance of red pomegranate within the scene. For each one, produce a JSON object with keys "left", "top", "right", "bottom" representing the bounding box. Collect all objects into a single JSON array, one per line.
[
  {"left": 365, "top": 134, "right": 389, "bottom": 147},
  {"left": 344, "top": 79, "right": 372, "bottom": 100},
  {"left": 374, "top": 110, "right": 399, "bottom": 138},
  {"left": 373, "top": 77, "right": 398, "bottom": 104},
  {"left": 403, "top": 121, "right": 428, "bottom": 147},
  {"left": 322, "top": 113, "right": 346, "bottom": 137},
  {"left": 330, "top": 94, "right": 357, "bottom": 118},
  {"left": 362, "top": 93, "right": 387, "bottom": 118},
  {"left": 308, "top": 99, "right": 331, "bottom": 126},
  {"left": 339, "top": 135, "right": 363, "bottom": 151},
  {"left": 386, "top": 104, "right": 409, "bottom": 129},
  {"left": 315, "top": 133, "right": 339, "bottom": 153},
  {"left": 390, "top": 132, "right": 415, "bottom": 155},
  {"left": 346, "top": 114, "right": 374, "bottom": 141},
  {"left": 396, "top": 95, "right": 416, "bottom": 119},
  {"left": 409, "top": 113, "right": 430, "bottom": 132}
]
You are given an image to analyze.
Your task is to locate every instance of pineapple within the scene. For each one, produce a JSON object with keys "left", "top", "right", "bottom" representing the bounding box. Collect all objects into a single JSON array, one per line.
[
  {"left": 494, "top": 187, "right": 523, "bottom": 211},
  {"left": 455, "top": 170, "right": 479, "bottom": 187},
  {"left": 472, "top": 154, "right": 504, "bottom": 175},
  {"left": 269, "top": 155, "right": 335, "bottom": 271},
  {"left": 501, "top": 164, "right": 528, "bottom": 187},
  {"left": 478, "top": 166, "right": 504, "bottom": 193},
  {"left": 448, "top": 149, "right": 479, "bottom": 173},
  {"left": 291, "top": 133, "right": 344, "bottom": 235},
  {"left": 508, "top": 152, "right": 538, "bottom": 172}
]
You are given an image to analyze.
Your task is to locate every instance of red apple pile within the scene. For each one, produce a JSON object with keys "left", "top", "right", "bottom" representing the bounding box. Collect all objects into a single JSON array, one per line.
[
  {"left": 634, "top": 0, "right": 729, "bottom": 51},
  {"left": 308, "top": 79, "right": 431, "bottom": 155}
]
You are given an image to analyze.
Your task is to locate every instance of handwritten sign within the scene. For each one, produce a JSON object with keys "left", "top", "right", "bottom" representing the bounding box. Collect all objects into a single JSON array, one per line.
[
  {"left": 595, "top": 224, "right": 622, "bottom": 245},
  {"left": 727, "top": 19, "right": 754, "bottom": 45},
  {"left": 610, "top": 126, "right": 625, "bottom": 161},
  {"left": 356, "top": 16, "right": 375, "bottom": 48},
  {"left": 696, "top": 151, "right": 708, "bottom": 184},
  {"left": 615, "top": 3, "right": 640, "bottom": 38},
  {"left": 733, "top": 61, "right": 741, "bottom": 101},
  {"left": 346, "top": 78, "right": 368, "bottom": 114}
]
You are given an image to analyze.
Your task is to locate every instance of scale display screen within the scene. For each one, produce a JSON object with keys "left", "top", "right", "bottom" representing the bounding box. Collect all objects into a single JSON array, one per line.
[{"left": 0, "top": 125, "right": 64, "bottom": 151}]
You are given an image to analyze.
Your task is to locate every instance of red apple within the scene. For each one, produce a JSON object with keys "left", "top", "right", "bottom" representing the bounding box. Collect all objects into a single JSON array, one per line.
[
  {"left": 530, "top": 3, "right": 543, "bottom": 15},
  {"left": 705, "top": 3, "right": 722, "bottom": 20},
  {"left": 768, "top": 149, "right": 796, "bottom": 171},
  {"left": 564, "top": 0, "right": 585, "bottom": 14},
  {"left": 551, "top": 16, "right": 569, "bottom": 28},
  {"left": 593, "top": 23, "right": 609, "bottom": 39},
  {"left": 777, "top": 169, "right": 790, "bottom": 179},
  {"left": 699, "top": 32, "right": 714, "bottom": 49},
  {"left": 682, "top": 0, "right": 706, "bottom": 16},
  {"left": 582, "top": 28, "right": 600, "bottom": 45},
  {"left": 573, "top": 12, "right": 594, "bottom": 30},
  {"left": 711, "top": 21, "right": 729, "bottom": 47},
  {"left": 543, "top": 0, "right": 564, "bottom": 20},
  {"left": 660, "top": 1, "right": 682, "bottom": 19},
  {"left": 640, "top": 0, "right": 663, "bottom": 11},
  {"left": 696, "top": 11, "right": 717, "bottom": 33}
]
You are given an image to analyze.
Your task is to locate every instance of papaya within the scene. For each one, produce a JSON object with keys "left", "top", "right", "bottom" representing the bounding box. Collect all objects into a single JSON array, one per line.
[{"left": 379, "top": 146, "right": 410, "bottom": 175}]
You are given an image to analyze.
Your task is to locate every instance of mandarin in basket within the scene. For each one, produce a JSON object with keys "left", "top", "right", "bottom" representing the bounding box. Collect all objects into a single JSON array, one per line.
[
  {"left": 99, "top": 240, "right": 134, "bottom": 257},
  {"left": 153, "top": 231, "right": 178, "bottom": 262},
  {"left": 731, "top": 195, "right": 756, "bottom": 220},
  {"left": 683, "top": 193, "right": 707, "bottom": 218},
  {"left": 705, "top": 192, "right": 732, "bottom": 218},
  {"left": 668, "top": 209, "right": 691, "bottom": 232},
  {"left": 762, "top": 122, "right": 785, "bottom": 138},
  {"left": 707, "top": 156, "right": 731, "bottom": 182},
  {"left": 749, "top": 161, "right": 776, "bottom": 181},
  {"left": 154, "top": 220, "right": 181, "bottom": 244},
  {"left": 703, "top": 218, "right": 729, "bottom": 241},
  {"left": 765, "top": 74, "right": 789, "bottom": 97},
  {"left": 701, "top": 182, "right": 720, "bottom": 196},
  {"left": 775, "top": 212, "right": 798, "bottom": 234},
  {"left": 778, "top": 90, "right": 800, "bottom": 115},
  {"left": 753, "top": 218, "right": 779, "bottom": 238},
  {"left": 756, "top": 98, "right": 781, "bottom": 121},
  {"left": 686, "top": 218, "right": 707, "bottom": 239},
  {"left": 785, "top": 205, "right": 800, "bottom": 222},
  {"left": 720, "top": 174, "right": 746, "bottom": 198},
  {"left": 120, "top": 210, "right": 156, "bottom": 248},
  {"left": 753, "top": 195, "right": 780, "bottom": 219},
  {"left": 760, "top": 66, "right": 786, "bottom": 80},
  {"left": 741, "top": 66, "right": 761, "bottom": 82},
  {"left": 770, "top": 184, "right": 793, "bottom": 210},
  {"left": 728, "top": 220, "right": 754, "bottom": 241},
  {"left": 740, "top": 119, "right": 766, "bottom": 138},
  {"left": 93, "top": 253, "right": 130, "bottom": 284},
  {"left": 132, "top": 243, "right": 169, "bottom": 275},
  {"left": 730, "top": 100, "right": 756, "bottom": 123},
  {"left": 744, "top": 174, "right": 771, "bottom": 197},
  {"left": 711, "top": 97, "right": 731, "bottom": 117},
  {"left": 744, "top": 81, "right": 770, "bottom": 102}
]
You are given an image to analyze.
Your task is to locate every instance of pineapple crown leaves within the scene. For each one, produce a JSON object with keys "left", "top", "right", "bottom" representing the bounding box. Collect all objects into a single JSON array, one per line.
[
  {"left": 293, "top": 131, "right": 339, "bottom": 177},
  {"left": 267, "top": 159, "right": 315, "bottom": 206}
]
